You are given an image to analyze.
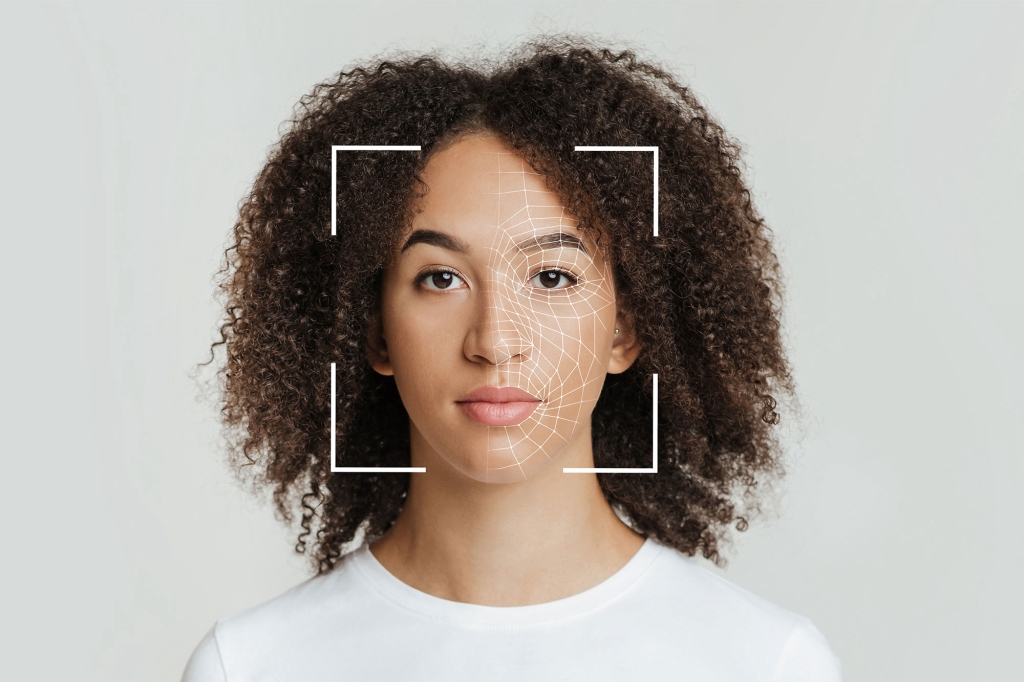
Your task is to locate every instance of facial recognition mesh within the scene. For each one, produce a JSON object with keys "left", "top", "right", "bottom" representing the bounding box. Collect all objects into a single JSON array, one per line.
[{"left": 453, "top": 150, "right": 616, "bottom": 481}]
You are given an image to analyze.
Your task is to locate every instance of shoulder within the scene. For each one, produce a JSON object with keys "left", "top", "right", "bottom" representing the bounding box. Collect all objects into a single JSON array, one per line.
[
  {"left": 648, "top": 544, "right": 805, "bottom": 627},
  {"left": 773, "top": 617, "right": 844, "bottom": 682},
  {"left": 637, "top": 541, "right": 843, "bottom": 681},
  {"left": 180, "top": 549, "right": 371, "bottom": 681},
  {"left": 180, "top": 624, "right": 225, "bottom": 682}
]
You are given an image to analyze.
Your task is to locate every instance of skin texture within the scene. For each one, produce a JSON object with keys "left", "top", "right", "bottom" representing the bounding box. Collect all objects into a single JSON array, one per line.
[
  {"left": 366, "top": 133, "right": 644, "bottom": 604},
  {"left": 208, "top": 37, "right": 794, "bottom": 578}
]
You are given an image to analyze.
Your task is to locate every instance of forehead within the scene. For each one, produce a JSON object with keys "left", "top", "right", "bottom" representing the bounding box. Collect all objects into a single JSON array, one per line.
[{"left": 411, "top": 133, "right": 593, "bottom": 249}]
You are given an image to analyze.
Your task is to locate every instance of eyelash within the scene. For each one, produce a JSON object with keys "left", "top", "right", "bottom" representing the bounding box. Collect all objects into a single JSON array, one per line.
[{"left": 414, "top": 266, "right": 580, "bottom": 292}]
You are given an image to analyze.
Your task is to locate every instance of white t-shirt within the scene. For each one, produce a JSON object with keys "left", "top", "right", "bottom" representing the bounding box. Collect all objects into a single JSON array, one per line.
[{"left": 182, "top": 537, "right": 842, "bottom": 681}]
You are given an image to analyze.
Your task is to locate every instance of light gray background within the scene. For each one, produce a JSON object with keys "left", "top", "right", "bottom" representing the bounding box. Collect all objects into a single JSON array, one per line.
[{"left": 1, "top": 2, "right": 1021, "bottom": 681}]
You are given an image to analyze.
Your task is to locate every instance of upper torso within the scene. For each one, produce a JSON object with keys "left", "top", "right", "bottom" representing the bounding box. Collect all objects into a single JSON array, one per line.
[{"left": 182, "top": 537, "right": 842, "bottom": 682}]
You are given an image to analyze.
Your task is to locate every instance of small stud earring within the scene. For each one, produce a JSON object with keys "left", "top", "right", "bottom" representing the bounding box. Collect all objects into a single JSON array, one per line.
[{"left": 615, "top": 328, "right": 620, "bottom": 334}]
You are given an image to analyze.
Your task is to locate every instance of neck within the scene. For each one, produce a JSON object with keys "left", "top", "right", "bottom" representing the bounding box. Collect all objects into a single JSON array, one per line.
[{"left": 368, "top": 419, "right": 645, "bottom": 606}]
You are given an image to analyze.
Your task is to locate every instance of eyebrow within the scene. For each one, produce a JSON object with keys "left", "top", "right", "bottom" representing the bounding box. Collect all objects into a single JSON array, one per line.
[
  {"left": 516, "top": 232, "right": 591, "bottom": 257},
  {"left": 401, "top": 229, "right": 470, "bottom": 254},
  {"left": 400, "top": 229, "right": 590, "bottom": 257}
]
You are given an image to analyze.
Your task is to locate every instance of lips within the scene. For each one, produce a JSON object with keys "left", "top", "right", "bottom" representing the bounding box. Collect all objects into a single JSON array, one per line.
[{"left": 456, "top": 386, "right": 541, "bottom": 426}]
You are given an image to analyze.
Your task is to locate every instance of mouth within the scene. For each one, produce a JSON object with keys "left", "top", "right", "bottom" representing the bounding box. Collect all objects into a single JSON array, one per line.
[{"left": 455, "top": 386, "right": 542, "bottom": 427}]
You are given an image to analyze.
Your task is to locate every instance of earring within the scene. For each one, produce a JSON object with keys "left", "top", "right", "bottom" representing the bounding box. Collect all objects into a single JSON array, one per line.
[{"left": 615, "top": 328, "right": 620, "bottom": 334}]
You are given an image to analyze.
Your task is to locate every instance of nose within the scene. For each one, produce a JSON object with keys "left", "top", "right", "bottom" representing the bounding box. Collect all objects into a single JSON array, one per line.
[{"left": 463, "top": 278, "right": 531, "bottom": 365}]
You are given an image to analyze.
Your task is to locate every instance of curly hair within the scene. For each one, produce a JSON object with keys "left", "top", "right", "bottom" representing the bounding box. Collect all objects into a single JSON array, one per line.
[{"left": 208, "top": 35, "right": 793, "bottom": 575}]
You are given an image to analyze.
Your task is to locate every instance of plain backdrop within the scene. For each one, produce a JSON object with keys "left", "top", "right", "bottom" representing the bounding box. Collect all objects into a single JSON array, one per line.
[{"left": 1, "top": 2, "right": 1021, "bottom": 681}]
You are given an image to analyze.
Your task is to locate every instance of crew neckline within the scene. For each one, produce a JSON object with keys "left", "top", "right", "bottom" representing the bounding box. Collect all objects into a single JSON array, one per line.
[{"left": 350, "top": 536, "right": 664, "bottom": 628}]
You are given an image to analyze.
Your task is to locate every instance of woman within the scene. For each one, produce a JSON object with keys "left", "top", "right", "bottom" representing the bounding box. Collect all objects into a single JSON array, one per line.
[{"left": 184, "top": 36, "right": 842, "bottom": 681}]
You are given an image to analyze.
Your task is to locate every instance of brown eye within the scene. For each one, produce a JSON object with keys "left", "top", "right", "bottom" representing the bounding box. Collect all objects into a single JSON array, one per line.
[
  {"left": 431, "top": 272, "right": 454, "bottom": 289},
  {"left": 418, "top": 269, "right": 465, "bottom": 291},
  {"left": 530, "top": 269, "right": 577, "bottom": 290}
]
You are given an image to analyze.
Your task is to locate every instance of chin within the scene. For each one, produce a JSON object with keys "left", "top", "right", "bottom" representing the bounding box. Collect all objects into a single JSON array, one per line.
[{"left": 448, "top": 436, "right": 565, "bottom": 484}]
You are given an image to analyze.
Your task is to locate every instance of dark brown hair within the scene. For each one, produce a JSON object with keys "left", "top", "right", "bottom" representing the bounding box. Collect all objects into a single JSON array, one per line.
[{"left": 208, "top": 35, "right": 793, "bottom": 574}]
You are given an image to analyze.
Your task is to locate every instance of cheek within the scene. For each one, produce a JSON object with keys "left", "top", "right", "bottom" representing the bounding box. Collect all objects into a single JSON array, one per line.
[
  {"left": 531, "top": 294, "right": 614, "bottom": 397},
  {"left": 383, "top": 295, "right": 463, "bottom": 400}
]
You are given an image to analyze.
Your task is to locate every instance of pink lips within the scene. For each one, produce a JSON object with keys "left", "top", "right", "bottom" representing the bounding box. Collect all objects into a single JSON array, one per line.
[{"left": 456, "top": 386, "right": 541, "bottom": 426}]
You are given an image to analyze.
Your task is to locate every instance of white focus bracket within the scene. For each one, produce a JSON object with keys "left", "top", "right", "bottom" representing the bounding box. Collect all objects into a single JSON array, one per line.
[
  {"left": 328, "top": 144, "right": 660, "bottom": 474},
  {"left": 564, "top": 146, "right": 660, "bottom": 473},
  {"left": 331, "top": 145, "right": 425, "bottom": 472}
]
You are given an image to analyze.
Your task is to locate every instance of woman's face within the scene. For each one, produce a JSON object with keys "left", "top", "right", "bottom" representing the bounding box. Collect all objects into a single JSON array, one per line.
[{"left": 369, "top": 132, "right": 637, "bottom": 483}]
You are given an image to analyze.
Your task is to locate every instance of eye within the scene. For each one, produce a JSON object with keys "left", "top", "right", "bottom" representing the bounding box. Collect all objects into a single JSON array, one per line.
[
  {"left": 529, "top": 269, "right": 579, "bottom": 290},
  {"left": 416, "top": 267, "right": 466, "bottom": 291}
]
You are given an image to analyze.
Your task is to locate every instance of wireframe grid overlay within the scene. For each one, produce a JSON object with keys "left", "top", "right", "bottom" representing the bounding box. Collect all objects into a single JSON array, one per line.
[
  {"left": 330, "top": 144, "right": 658, "bottom": 476},
  {"left": 467, "top": 151, "right": 612, "bottom": 481}
]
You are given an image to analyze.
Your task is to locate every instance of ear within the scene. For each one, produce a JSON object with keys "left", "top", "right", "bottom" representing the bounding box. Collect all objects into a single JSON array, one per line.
[
  {"left": 365, "top": 308, "right": 394, "bottom": 376},
  {"left": 607, "top": 308, "right": 640, "bottom": 375}
]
